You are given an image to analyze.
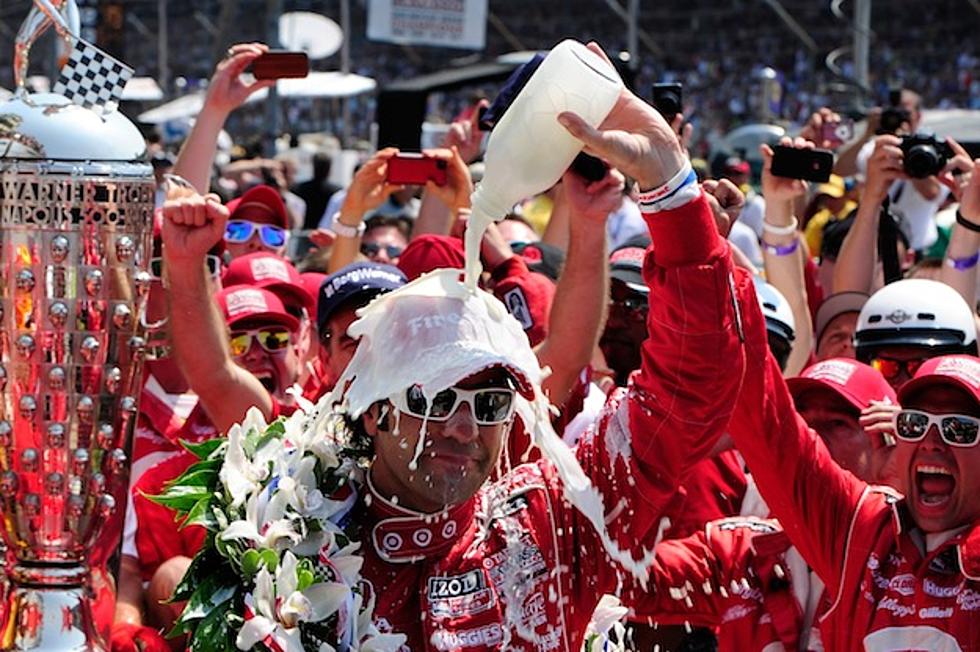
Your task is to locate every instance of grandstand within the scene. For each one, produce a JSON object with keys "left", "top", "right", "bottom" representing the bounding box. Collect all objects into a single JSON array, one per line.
[{"left": 0, "top": 0, "right": 975, "bottom": 143}]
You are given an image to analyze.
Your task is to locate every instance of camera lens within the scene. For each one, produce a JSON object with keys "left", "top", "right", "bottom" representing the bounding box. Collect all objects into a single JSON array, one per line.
[
  {"left": 660, "top": 92, "right": 681, "bottom": 116},
  {"left": 905, "top": 144, "right": 940, "bottom": 179}
]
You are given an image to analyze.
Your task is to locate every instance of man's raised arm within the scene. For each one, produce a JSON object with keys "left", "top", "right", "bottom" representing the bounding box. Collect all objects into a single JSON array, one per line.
[
  {"left": 160, "top": 192, "right": 274, "bottom": 432},
  {"left": 553, "top": 44, "right": 752, "bottom": 574}
]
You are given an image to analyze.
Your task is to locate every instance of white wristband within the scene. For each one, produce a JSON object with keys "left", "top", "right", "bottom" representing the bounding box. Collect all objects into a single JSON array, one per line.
[
  {"left": 331, "top": 212, "right": 366, "bottom": 238},
  {"left": 637, "top": 161, "right": 699, "bottom": 213},
  {"left": 762, "top": 217, "right": 799, "bottom": 236}
]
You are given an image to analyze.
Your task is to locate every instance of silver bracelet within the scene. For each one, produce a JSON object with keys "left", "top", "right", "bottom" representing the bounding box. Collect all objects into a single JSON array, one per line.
[{"left": 330, "top": 212, "right": 366, "bottom": 238}]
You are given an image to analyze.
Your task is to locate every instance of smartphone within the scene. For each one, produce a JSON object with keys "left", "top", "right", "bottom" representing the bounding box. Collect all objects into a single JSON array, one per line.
[
  {"left": 652, "top": 82, "right": 683, "bottom": 122},
  {"left": 820, "top": 119, "right": 854, "bottom": 148},
  {"left": 771, "top": 145, "right": 834, "bottom": 183},
  {"left": 386, "top": 153, "right": 448, "bottom": 186},
  {"left": 251, "top": 51, "right": 310, "bottom": 80},
  {"left": 569, "top": 152, "right": 609, "bottom": 182}
]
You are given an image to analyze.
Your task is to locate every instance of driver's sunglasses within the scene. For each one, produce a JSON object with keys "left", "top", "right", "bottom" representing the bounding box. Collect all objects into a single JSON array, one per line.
[
  {"left": 228, "top": 327, "right": 292, "bottom": 357},
  {"left": 609, "top": 295, "right": 648, "bottom": 322},
  {"left": 391, "top": 384, "right": 517, "bottom": 425},
  {"left": 224, "top": 220, "right": 288, "bottom": 248},
  {"left": 871, "top": 356, "right": 925, "bottom": 381},
  {"left": 148, "top": 255, "right": 221, "bottom": 280},
  {"left": 361, "top": 243, "right": 403, "bottom": 259},
  {"left": 894, "top": 409, "right": 980, "bottom": 447}
]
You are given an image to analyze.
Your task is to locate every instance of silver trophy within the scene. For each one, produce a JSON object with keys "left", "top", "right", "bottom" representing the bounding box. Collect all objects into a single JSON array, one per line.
[{"left": 0, "top": 1, "right": 154, "bottom": 649}]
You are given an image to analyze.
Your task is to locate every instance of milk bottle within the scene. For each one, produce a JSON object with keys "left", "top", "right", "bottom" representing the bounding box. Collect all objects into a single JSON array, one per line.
[{"left": 465, "top": 40, "right": 623, "bottom": 287}]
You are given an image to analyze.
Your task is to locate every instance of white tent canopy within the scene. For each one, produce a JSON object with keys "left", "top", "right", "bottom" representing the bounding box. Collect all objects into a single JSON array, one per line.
[
  {"left": 122, "top": 77, "right": 164, "bottom": 102},
  {"left": 137, "top": 72, "right": 375, "bottom": 124},
  {"left": 921, "top": 109, "right": 980, "bottom": 143}
]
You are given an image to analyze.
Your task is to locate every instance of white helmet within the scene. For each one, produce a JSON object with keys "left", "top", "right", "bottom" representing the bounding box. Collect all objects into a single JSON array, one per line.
[
  {"left": 854, "top": 279, "right": 977, "bottom": 359},
  {"left": 754, "top": 277, "right": 795, "bottom": 343}
]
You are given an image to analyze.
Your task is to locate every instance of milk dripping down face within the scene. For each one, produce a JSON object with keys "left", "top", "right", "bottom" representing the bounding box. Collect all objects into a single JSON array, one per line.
[{"left": 325, "top": 266, "right": 661, "bottom": 584}]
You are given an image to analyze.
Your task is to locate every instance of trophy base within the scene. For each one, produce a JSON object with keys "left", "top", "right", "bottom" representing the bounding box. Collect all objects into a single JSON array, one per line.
[{"left": 1, "top": 564, "right": 105, "bottom": 651}]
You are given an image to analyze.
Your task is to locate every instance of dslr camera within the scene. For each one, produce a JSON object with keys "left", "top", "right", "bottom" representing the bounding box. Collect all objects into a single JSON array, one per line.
[
  {"left": 878, "top": 88, "right": 911, "bottom": 135},
  {"left": 900, "top": 133, "right": 953, "bottom": 179}
]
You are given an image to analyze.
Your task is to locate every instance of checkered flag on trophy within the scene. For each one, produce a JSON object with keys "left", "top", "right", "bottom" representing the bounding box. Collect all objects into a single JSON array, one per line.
[{"left": 53, "top": 38, "right": 133, "bottom": 114}]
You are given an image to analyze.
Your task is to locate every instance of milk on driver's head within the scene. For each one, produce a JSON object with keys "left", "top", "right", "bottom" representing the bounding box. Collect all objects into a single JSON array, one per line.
[{"left": 465, "top": 40, "right": 623, "bottom": 288}]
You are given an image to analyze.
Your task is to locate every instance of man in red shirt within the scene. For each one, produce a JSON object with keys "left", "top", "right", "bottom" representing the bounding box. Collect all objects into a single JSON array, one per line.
[
  {"left": 162, "top": 44, "right": 759, "bottom": 650},
  {"left": 645, "top": 358, "right": 900, "bottom": 650}
]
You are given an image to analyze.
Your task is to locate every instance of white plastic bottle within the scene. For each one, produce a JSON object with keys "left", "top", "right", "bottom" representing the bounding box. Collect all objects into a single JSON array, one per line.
[{"left": 465, "top": 40, "right": 623, "bottom": 287}]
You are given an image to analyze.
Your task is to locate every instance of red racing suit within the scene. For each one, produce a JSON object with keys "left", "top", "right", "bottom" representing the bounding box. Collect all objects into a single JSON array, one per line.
[
  {"left": 644, "top": 516, "right": 812, "bottom": 651},
  {"left": 355, "top": 192, "right": 754, "bottom": 651},
  {"left": 729, "top": 282, "right": 980, "bottom": 650}
]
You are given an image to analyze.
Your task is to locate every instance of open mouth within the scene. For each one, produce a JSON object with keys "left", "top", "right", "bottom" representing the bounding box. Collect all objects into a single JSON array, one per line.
[
  {"left": 915, "top": 463, "right": 956, "bottom": 509},
  {"left": 253, "top": 371, "right": 276, "bottom": 393}
]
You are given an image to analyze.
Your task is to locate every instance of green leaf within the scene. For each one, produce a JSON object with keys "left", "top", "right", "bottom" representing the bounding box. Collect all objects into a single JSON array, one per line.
[
  {"left": 171, "top": 466, "right": 219, "bottom": 489},
  {"left": 168, "top": 575, "right": 236, "bottom": 638},
  {"left": 181, "top": 495, "right": 217, "bottom": 531},
  {"left": 168, "top": 544, "right": 222, "bottom": 603},
  {"left": 188, "top": 599, "right": 236, "bottom": 652},
  {"left": 181, "top": 437, "right": 227, "bottom": 460},
  {"left": 146, "top": 485, "right": 211, "bottom": 514}
]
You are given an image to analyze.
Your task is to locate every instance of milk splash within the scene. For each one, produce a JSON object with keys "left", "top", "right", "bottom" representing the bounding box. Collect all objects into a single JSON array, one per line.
[{"left": 307, "top": 234, "right": 656, "bottom": 652}]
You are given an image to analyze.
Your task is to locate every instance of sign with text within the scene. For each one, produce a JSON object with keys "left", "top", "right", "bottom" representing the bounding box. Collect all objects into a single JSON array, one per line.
[{"left": 367, "top": 0, "right": 488, "bottom": 50}]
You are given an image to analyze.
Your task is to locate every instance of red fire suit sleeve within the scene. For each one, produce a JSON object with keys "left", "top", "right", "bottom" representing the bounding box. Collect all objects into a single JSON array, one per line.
[
  {"left": 557, "top": 192, "right": 753, "bottom": 604},
  {"left": 727, "top": 285, "right": 867, "bottom": 596}
]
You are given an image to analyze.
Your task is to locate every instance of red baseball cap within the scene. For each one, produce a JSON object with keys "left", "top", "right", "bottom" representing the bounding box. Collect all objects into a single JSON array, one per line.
[
  {"left": 226, "top": 185, "right": 289, "bottom": 230},
  {"left": 787, "top": 358, "right": 897, "bottom": 411},
  {"left": 898, "top": 355, "right": 980, "bottom": 405},
  {"left": 397, "top": 234, "right": 465, "bottom": 281},
  {"left": 492, "top": 258, "right": 555, "bottom": 347},
  {"left": 222, "top": 252, "right": 314, "bottom": 316},
  {"left": 216, "top": 285, "right": 299, "bottom": 331},
  {"left": 299, "top": 272, "right": 327, "bottom": 314}
]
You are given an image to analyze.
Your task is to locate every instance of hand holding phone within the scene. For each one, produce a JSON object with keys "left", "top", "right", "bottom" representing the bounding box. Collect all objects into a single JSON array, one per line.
[
  {"left": 771, "top": 145, "right": 834, "bottom": 183},
  {"left": 250, "top": 51, "right": 310, "bottom": 80},
  {"left": 386, "top": 153, "right": 449, "bottom": 186},
  {"left": 652, "top": 83, "right": 683, "bottom": 123},
  {"left": 820, "top": 119, "right": 854, "bottom": 148}
]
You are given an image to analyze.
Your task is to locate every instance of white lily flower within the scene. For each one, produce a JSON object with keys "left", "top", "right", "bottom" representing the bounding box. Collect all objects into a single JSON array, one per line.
[
  {"left": 241, "top": 406, "right": 269, "bottom": 436},
  {"left": 220, "top": 492, "right": 302, "bottom": 551},
  {"left": 585, "top": 595, "right": 628, "bottom": 652},
  {"left": 219, "top": 412, "right": 286, "bottom": 509},
  {"left": 236, "top": 552, "right": 352, "bottom": 652}
]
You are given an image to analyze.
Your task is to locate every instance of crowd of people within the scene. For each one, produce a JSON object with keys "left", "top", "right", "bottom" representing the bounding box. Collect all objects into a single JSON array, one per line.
[{"left": 103, "top": 32, "right": 980, "bottom": 652}]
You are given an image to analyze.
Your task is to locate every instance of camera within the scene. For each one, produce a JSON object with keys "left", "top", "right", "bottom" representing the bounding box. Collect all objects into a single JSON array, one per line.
[
  {"left": 900, "top": 133, "right": 953, "bottom": 179},
  {"left": 652, "top": 83, "right": 683, "bottom": 122},
  {"left": 878, "top": 88, "right": 911, "bottom": 135}
]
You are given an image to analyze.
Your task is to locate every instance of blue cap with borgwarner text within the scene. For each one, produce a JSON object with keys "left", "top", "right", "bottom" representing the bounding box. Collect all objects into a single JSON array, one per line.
[{"left": 317, "top": 262, "right": 406, "bottom": 333}]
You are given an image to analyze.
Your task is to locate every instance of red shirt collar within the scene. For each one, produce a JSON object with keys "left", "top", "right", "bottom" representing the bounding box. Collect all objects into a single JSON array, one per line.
[{"left": 365, "top": 472, "right": 476, "bottom": 564}]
